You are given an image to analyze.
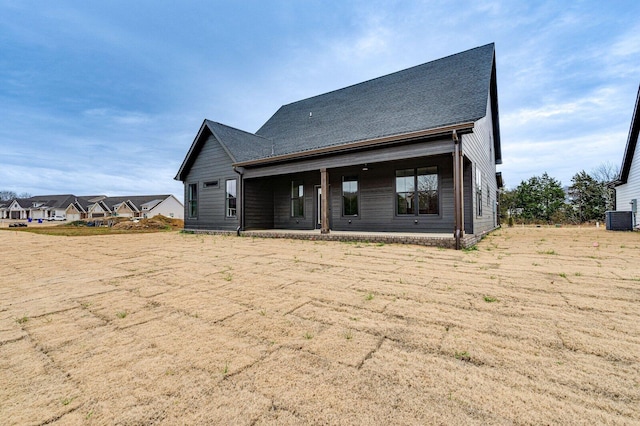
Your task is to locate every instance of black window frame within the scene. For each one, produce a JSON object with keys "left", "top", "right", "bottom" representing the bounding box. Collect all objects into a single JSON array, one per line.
[
  {"left": 476, "top": 168, "right": 483, "bottom": 217},
  {"left": 342, "top": 175, "right": 359, "bottom": 217},
  {"left": 395, "top": 167, "right": 439, "bottom": 216},
  {"left": 225, "top": 179, "right": 237, "bottom": 218},
  {"left": 187, "top": 183, "right": 198, "bottom": 218},
  {"left": 291, "top": 180, "right": 304, "bottom": 218}
]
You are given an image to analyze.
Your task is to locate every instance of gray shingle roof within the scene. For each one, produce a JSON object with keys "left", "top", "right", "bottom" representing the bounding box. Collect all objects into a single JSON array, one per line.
[
  {"left": 176, "top": 43, "right": 497, "bottom": 179},
  {"left": 102, "top": 195, "right": 173, "bottom": 210},
  {"left": 206, "top": 121, "right": 274, "bottom": 163},
  {"left": 255, "top": 43, "right": 495, "bottom": 157},
  {"left": 24, "top": 194, "right": 78, "bottom": 209}
]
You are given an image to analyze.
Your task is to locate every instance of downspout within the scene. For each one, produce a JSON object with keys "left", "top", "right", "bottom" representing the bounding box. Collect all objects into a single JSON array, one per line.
[
  {"left": 452, "top": 130, "right": 464, "bottom": 250},
  {"left": 233, "top": 166, "right": 244, "bottom": 235}
]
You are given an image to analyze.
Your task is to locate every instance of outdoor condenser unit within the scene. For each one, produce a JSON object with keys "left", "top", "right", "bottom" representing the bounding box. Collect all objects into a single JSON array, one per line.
[{"left": 605, "top": 211, "right": 633, "bottom": 231}]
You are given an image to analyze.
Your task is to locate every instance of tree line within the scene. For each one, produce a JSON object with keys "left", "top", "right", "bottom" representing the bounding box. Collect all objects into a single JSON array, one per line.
[
  {"left": 0, "top": 191, "right": 33, "bottom": 201},
  {"left": 500, "top": 162, "right": 619, "bottom": 224}
]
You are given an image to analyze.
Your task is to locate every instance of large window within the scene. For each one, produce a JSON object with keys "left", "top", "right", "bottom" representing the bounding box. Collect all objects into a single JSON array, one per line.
[
  {"left": 396, "top": 167, "right": 438, "bottom": 215},
  {"left": 291, "top": 180, "right": 304, "bottom": 217},
  {"left": 226, "top": 179, "right": 237, "bottom": 218},
  {"left": 342, "top": 176, "right": 359, "bottom": 216},
  {"left": 476, "top": 168, "right": 483, "bottom": 217},
  {"left": 187, "top": 183, "right": 198, "bottom": 218}
]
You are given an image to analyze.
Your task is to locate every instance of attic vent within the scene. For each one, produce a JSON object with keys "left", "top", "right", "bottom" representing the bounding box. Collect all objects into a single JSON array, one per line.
[{"left": 309, "top": 112, "right": 312, "bottom": 118}]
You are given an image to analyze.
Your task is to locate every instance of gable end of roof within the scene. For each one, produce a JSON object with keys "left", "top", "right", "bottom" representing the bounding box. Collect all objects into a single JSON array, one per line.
[{"left": 616, "top": 85, "right": 640, "bottom": 185}]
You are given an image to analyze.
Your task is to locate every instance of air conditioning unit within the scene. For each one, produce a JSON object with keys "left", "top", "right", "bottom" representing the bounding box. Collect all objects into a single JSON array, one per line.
[{"left": 605, "top": 211, "right": 633, "bottom": 231}]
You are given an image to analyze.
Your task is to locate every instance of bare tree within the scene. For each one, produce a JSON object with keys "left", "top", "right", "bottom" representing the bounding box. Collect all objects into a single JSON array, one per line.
[
  {"left": 0, "top": 190, "right": 17, "bottom": 201},
  {"left": 591, "top": 161, "right": 620, "bottom": 211},
  {"left": 591, "top": 161, "right": 620, "bottom": 183}
]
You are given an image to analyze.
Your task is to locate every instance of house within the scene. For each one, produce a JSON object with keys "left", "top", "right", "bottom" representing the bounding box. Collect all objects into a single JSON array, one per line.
[
  {"left": 175, "top": 44, "right": 502, "bottom": 248},
  {"left": 613, "top": 84, "right": 640, "bottom": 228},
  {"left": 0, "top": 194, "right": 184, "bottom": 221},
  {"left": 0, "top": 194, "right": 78, "bottom": 220},
  {"left": 86, "top": 195, "right": 184, "bottom": 219}
]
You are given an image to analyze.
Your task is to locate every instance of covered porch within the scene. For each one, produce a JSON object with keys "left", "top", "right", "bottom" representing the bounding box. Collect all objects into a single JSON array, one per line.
[{"left": 240, "top": 152, "right": 473, "bottom": 236}]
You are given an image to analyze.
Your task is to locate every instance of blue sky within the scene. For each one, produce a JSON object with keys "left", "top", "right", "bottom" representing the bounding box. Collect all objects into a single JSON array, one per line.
[{"left": 1, "top": 1, "right": 639, "bottom": 201}]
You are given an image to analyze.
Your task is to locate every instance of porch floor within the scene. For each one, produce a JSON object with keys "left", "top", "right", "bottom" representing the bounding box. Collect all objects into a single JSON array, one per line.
[{"left": 224, "top": 228, "right": 484, "bottom": 249}]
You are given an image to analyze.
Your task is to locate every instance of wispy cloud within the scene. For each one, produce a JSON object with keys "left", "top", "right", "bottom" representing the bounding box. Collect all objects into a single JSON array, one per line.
[
  {"left": 503, "top": 87, "right": 616, "bottom": 125},
  {"left": 83, "top": 108, "right": 153, "bottom": 126}
]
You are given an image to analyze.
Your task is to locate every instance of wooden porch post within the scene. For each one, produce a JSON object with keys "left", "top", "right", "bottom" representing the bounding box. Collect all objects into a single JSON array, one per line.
[
  {"left": 321, "top": 168, "right": 330, "bottom": 234},
  {"left": 453, "top": 131, "right": 464, "bottom": 249}
]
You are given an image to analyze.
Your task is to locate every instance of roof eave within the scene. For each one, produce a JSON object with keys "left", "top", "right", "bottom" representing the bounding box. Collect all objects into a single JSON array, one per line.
[
  {"left": 175, "top": 120, "right": 242, "bottom": 182},
  {"left": 233, "top": 122, "right": 475, "bottom": 168},
  {"left": 618, "top": 85, "right": 640, "bottom": 185},
  {"left": 489, "top": 49, "right": 502, "bottom": 165},
  {"left": 175, "top": 119, "right": 209, "bottom": 181}
]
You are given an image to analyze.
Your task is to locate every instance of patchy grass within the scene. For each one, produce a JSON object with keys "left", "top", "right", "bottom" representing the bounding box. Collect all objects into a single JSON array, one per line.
[
  {"left": 1, "top": 226, "right": 639, "bottom": 424},
  {"left": 537, "top": 249, "right": 557, "bottom": 255},
  {"left": 454, "top": 351, "right": 471, "bottom": 361}
]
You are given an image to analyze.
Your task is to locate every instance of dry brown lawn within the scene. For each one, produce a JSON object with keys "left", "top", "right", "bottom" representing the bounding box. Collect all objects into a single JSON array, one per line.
[{"left": 1, "top": 226, "right": 639, "bottom": 425}]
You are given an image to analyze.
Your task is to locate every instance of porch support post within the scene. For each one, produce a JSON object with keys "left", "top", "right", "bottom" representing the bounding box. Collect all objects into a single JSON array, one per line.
[
  {"left": 233, "top": 166, "right": 245, "bottom": 233},
  {"left": 321, "top": 168, "right": 330, "bottom": 234},
  {"left": 453, "top": 130, "right": 464, "bottom": 250}
]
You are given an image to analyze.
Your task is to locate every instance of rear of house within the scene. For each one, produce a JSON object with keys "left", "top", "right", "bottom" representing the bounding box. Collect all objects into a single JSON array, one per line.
[{"left": 176, "top": 44, "right": 503, "bottom": 248}]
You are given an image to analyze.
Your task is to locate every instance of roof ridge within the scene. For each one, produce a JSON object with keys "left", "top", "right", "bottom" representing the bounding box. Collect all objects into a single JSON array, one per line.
[
  {"left": 275, "top": 43, "right": 495, "bottom": 110},
  {"left": 206, "top": 120, "right": 273, "bottom": 141}
]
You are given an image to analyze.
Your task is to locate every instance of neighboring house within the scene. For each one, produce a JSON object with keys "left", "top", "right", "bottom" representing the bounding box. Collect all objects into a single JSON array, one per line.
[
  {"left": 613, "top": 85, "right": 640, "bottom": 228},
  {"left": 92, "top": 195, "right": 184, "bottom": 219},
  {"left": 175, "top": 44, "right": 502, "bottom": 248},
  {"left": 0, "top": 194, "right": 78, "bottom": 220},
  {"left": 0, "top": 194, "right": 183, "bottom": 220}
]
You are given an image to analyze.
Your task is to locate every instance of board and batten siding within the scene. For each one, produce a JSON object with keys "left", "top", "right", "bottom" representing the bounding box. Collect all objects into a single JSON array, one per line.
[
  {"left": 461, "top": 91, "right": 499, "bottom": 235},
  {"left": 271, "top": 171, "right": 319, "bottom": 230},
  {"left": 616, "top": 141, "right": 640, "bottom": 211},
  {"left": 244, "top": 178, "right": 274, "bottom": 229},
  {"left": 242, "top": 153, "right": 460, "bottom": 233},
  {"left": 183, "top": 134, "right": 239, "bottom": 230},
  {"left": 328, "top": 155, "right": 456, "bottom": 233}
]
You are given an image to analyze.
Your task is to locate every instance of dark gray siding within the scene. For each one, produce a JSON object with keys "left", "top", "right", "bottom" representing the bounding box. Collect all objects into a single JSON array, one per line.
[
  {"left": 463, "top": 159, "right": 473, "bottom": 234},
  {"left": 462, "top": 92, "right": 499, "bottom": 234},
  {"left": 244, "top": 178, "right": 274, "bottom": 229},
  {"left": 272, "top": 171, "right": 320, "bottom": 230},
  {"left": 183, "top": 134, "right": 239, "bottom": 230},
  {"left": 328, "top": 155, "right": 454, "bottom": 233},
  {"left": 242, "top": 154, "right": 457, "bottom": 233}
]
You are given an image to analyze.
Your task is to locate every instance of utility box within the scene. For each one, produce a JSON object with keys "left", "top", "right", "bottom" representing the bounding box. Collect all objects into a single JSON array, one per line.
[{"left": 605, "top": 211, "right": 633, "bottom": 231}]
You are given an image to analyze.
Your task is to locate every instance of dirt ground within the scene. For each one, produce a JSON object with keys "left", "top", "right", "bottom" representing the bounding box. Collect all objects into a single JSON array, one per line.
[{"left": 1, "top": 226, "right": 639, "bottom": 425}]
